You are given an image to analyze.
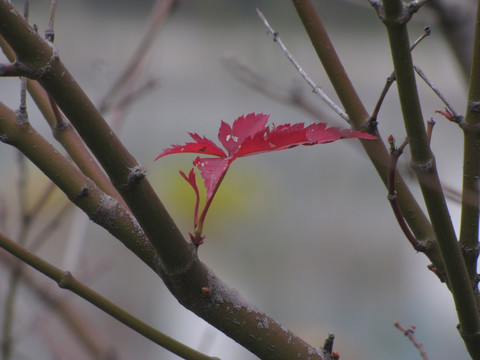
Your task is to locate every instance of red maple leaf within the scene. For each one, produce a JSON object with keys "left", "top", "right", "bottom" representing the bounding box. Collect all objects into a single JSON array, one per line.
[{"left": 155, "top": 113, "right": 375, "bottom": 245}]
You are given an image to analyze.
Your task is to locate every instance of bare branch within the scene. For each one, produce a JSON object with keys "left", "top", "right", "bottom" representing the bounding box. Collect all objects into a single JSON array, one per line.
[
  {"left": 394, "top": 322, "right": 430, "bottom": 360},
  {"left": 98, "top": 0, "right": 175, "bottom": 113},
  {"left": 414, "top": 65, "right": 465, "bottom": 126},
  {"left": 0, "top": 231, "right": 217, "bottom": 360},
  {"left": 371, "top": 25, "right": 431, "bottom": 122},
  {"left": 45, "top": 0, "right": 57, "bottom": 42},
  {"left": 256, "top": 8, "right": 349, "bottom": 123},
  {"left": 387, "top": 136, "right": 426, "bottom": 252},
  {"left": 222, "top": 54, "right": 339, "bottom": 125}
]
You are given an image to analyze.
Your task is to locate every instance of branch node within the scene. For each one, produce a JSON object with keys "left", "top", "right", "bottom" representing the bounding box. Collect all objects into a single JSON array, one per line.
[
  {"left": 57, "top": 271, "right": 73, "bottom": 289},
  {"left": 363, "top": 117, "right": 378, "bottom": 132},
  {"left": 91, "top": 194, "right": 120, "bottom": 227},
  {"left": 394, "top": 321, "right": 430, "bottom": 360},
  {"left": 410, "top": 159, "right": 434, "bottom": 173},
  {"left": 122, "top": 165, "right": 147, "bottom": 191},
  {"left": 0, "top": 134, "right": 9, "bottom": 144},
  {"left": 14, "top": 108, "right": 28, "bottom": 126},
  {"left": 322, "top": 333, "right": 335, "bottom": 353},
  {"left": 468, "top": 101, "right": 480, "bottom": 113},
  {"left": 423, "top": 24, "right": 431, "bottom": 36},
  {"left": 368, "top": 0, "right": 384, "bottom": 21},
  {"left": 74, "top": 180, "right": 93, "bottom": 201},
  {"left": 14, "top": 41, "right": 59, "bottom": 79}
]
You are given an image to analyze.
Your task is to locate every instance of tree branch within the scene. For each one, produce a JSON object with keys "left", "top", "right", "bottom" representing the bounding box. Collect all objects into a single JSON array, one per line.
[
  {"left": 460, "top": 0, "right": 480, "bottom": 300},
  {"left": 381, "top": 0, "right": 480, "bottom": 357},
  {"left": 0, "top": 250, "right": 114, "bottom": 359},
  {"left": 0, "top": 3, "right": 331, "bottom": 358},
  {"left": 290, "top": 0, "right": 443, "bottom": 272},
  {"left": 0, "top": 101, "right": 157, "bottom": 271},
  {"left": 0, "top": 231, "right": 216, "bottom": 360},
  {"left": 256, "top": 8, "right": 349, "bottom": 122}
]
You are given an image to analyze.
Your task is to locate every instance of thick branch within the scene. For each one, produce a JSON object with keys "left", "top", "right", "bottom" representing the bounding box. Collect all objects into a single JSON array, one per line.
[
  {"left": 460, "top": 0, "right": 480, "bottom": 296},
  {"left": 0, "top": 101, "right": 157, "bottom": 270},
  {"left": 382, "top": 0, "right": 480, "bottom": 357},
  {"left": 0, "top": 3, "right": 329, "bottom": 358},
  {"left": 0, "top": 1, "right": 191, "bottom": 275},
  {"left": 290, "top": 0, "right": 443, "bottom": 269}
]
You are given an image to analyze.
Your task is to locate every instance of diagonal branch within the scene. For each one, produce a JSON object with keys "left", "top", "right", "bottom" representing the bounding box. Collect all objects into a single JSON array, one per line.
[
  {"left": 0, "top": 231, "right": 216, "bottom": 360},
  {"left": 290, "top": 0, "right": 443, "bottom": 270},
  {"left": 0, "top": 101, "right": 157, "bottom": 270},
  {"left": 388, "top": 136, "right": 426, "bottom": 253},
  {"left": 256, "top": 8, "right": 349, "bottom": 122},
  {"left": 0, "top": 3, "right": 330, "bottom": 358}
]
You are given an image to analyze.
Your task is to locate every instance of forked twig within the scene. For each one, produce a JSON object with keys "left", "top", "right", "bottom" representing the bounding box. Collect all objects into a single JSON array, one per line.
[
  {"left": 256, "top": 8, "right": 349, "bottom": 122},
  {"left": 394, "top": 322, "right": 429, "bottom": 360},
  {"left": 371, "top": 25, "right": 431, "bottom": 121},
  {"left": 414, "top": 65, "right": 465, "bottom": 127},
  {"left": 388, "top": 136, "right": 425, "bottom": 252}
]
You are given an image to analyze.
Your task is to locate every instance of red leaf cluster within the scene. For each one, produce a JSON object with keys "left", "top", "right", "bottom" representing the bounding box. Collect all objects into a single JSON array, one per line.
[{"left": 155, "top": 113, "right": 375, "bottom": 244}]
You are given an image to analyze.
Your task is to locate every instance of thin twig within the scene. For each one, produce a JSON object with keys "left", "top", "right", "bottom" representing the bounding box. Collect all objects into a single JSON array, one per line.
[
  {"left": 410, "top": 25, "right": 431, "bottom": 51},
  {"left": 29, "top": 201, "right": 72, "bottom": 252},
  {"left": 426, "top": 118, "right": 435, "bottom": 144},
  {"left": 0, "top": 63, "right": 23, "bottom": 77},
  {"left": 387, "top": 136, "right": 425, "bottom": 252},
  {"left": 383, "top": 1, "right": 480, "bottom": 353},
  {"left": 0, "top": 250, "right": 113, "bottom": 359},
  {"left": 2, "top": 4, "right": 31, "bottom": 358},
  {"left": 406, "top": 0, "right": 431, "bottom": 18},
  {"left": 25, "top": 182, "right": 56, "bottom": 224},
  {"left": 48, "top": 95, "right": 68, "bottom": 128},
  {"left": 98, "top": 0, "right": 175, "bottom": 113},
  {"left": 45, "top": 0, "right": 56, "bottom": 42},
  {"left": 394, "top": 322, "right": 429, "bottom": 360},
  {"left": 0, "top": 231, "right": 217, "bottom": 360},
  {"left": 107, "top": 77, "right": 161, "bottom": 130},
  {"left": 414, "top": 65, "right": 465, "bottom": 126},
  {"left": 256, "top": 8, "right": 349, "bottom": 123},
  {"left": 371, "top": 25, "right": 431, "bottom": 122},
  {"left": 222, "top": 54, "right": 340, "bottom": 125}
]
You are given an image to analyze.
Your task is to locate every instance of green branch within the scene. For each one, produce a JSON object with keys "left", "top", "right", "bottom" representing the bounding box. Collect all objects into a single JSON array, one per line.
[
  {"left": 0, "top": 101, "right": 157, "bottom": 271},
  {"left": 0, "top": 0, "right": 191, "bottom": 277},
  {"left": 0, "top": 232, "right": 216, "bottom": 360},
  {"left": 290, "top": 0, "right": 442, "bottom": 268},
  {"left": 0, "top": 250, "right": 112, "bottom": 359},
  {"left": 460, "top": 1, "right": 480, "bottom": 290},
  {"left": 0, "top": 4, "right": 332, "bottom": 358},
  {"left": 381, "top": 0, "right": 480, "bottom": 358}
]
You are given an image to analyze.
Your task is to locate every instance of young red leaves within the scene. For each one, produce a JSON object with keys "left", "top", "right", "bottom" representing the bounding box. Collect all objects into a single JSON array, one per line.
[{"left": 155, "top": 113, "right": 375, "bottom": 245}]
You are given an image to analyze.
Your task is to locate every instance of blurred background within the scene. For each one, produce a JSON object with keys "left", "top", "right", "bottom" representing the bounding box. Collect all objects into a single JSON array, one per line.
[{"left": 0, "top": 0, "right": 471, "bottom": 359}]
